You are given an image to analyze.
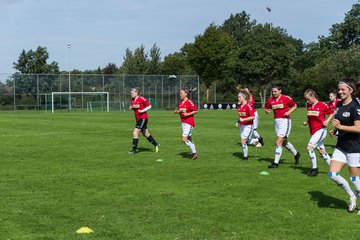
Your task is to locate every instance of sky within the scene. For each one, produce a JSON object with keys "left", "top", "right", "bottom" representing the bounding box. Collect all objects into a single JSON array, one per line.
[{"left": 0, "top": 0, "right": 357, "bottom": 77}]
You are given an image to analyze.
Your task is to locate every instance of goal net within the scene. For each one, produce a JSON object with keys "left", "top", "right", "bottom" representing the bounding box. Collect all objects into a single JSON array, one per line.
[{"left": 51, "top": 92, "right": 109, "bottom": 113}]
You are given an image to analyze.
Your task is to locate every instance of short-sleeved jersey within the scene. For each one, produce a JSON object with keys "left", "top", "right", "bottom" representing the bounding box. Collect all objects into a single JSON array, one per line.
[
  {"left": 131, "top": 96, "right": 150, "bottom": 120},
  {"left": 248, "top": 96, "right": 255, "bottom": 109},
  {"left": 335, "top": 100, "right": 360, "bottom": 153},
  {"left": 306, "top": 101, "right": 334, "bottom": 135},
  {"left": 178, "top": 99, "right": 197, "bottom": 127},
  {"left": 327, "top": 98, "right": 341, "bottom": 111},
  {"left": 238, "top": 103, "right": 255, "bottom": 125},
  {"left": 265, "top": 94, "right": 296, "bottom": 119}
]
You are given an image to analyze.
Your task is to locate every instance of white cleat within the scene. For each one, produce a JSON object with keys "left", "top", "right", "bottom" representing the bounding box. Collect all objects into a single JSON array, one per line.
[{"left": 348, "top": 196, "right": 357, "bottom": 212}]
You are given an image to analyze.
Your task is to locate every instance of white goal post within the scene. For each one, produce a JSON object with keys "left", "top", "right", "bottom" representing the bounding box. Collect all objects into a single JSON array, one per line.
[{"left": 51, "top": 92, "right": 109, "bottom": 113}]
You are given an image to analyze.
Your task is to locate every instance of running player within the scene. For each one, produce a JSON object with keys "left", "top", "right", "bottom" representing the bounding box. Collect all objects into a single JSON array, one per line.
[
  {"left": 175, "top": 88, "right": 198, "bottom": 160},
  {"left": 303, "top": 89, "right": 334, "bottom": 176},
  {"left": 244, "top": 86, "right": 264, "bottom": 147},
  {"left": 265, "top": 83, "right": 301, "bottom": 168},
  {"left": 237, "top": 89, "right": 256, "bottom": 160},
  {"left": 328, "top": 78, "right": 360, "bottom": 213},
  {"left": 128, "top": 87, "right": 159, "bottom": 154},
  {"left": 327, "top": 90, "right": 341, "bottom": 111}
]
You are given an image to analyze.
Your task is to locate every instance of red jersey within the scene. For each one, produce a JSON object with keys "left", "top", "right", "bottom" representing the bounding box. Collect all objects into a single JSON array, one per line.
[
  {"left": 131, "top": 96, "right": 150, "bottom": 120},
  {"left": 238, "top": 103, "right": 255, "bottom": 125},
  {"left": 248, "top": 96, "right": 255, "bottom": 108},
  {"left": 265, "top": 94, "right": 296, "bottom": 119},
  {"left": 178, "top": 99, "right": 197, "bottom": 127},
  {"left": 327, "top": 98, "right": 341, "bottom": 111},
  {"left": 306, "top": 101, "right": 334, "bottom": 135}
]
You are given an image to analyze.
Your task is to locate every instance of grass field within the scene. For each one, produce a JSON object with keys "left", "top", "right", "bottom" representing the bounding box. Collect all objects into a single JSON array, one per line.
[{"left": 0, "top": 109, "right": 359, "bottom": 239}]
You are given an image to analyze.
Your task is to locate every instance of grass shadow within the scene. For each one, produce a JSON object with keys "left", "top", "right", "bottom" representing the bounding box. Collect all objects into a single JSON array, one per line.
[
  {"left": 291, "top": 165, "right": 311, "bottom": 175},
  {"left": 257, "top": 157, "right": 274, "bottom": 163},
  {"left": 137, "top": 147, "right": 152, "bottom": 153},
  {"left": 308, "top": 191, "right": 347, "bottom": 210},
  {"left": 177, "top": 152, "right": 191, "bottom": 159}
]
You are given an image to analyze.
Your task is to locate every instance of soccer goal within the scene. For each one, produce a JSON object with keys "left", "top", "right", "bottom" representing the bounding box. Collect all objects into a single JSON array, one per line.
[{"left": 51, "top": 92, "right": 109, "bottom": 113}]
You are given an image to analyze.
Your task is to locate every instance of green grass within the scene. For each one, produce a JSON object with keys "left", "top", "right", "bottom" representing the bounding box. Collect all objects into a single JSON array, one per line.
[{"left": 0, "top": 109, "right": 358, "bottom": 239}]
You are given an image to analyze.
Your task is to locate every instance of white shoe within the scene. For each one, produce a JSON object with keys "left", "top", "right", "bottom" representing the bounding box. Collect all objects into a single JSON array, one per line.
[{"left": 348, "top": 196, "right": 357, "bottom": 212}]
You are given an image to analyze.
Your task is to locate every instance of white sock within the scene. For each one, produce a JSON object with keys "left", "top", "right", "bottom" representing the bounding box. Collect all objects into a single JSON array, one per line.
[
  {"left": 321, "top": 153, "right": 331, "bottom": 165},
  {"left": 285, "top": 142, "right": 297, "bottom": 155},
  {"left": 308, "top": 150, "right": 317, "bottom": 169},
  {"left": 185, "top": 140, "right": 196, "bottom": 154},
  {"left": 248, "top": 138, "right": 257, "bottom": 145},
  {"left": 274, "top": 146, "right": 283, "bottom": 164},
  {"left": 253, "top": 130, "right": 260, "bottom": 139},
  {"left": 350, "top": 176, "right": 360, "bottom": 193},
  {"left": 242, "top": 144, "right": 248, "bottom": 158},
  {"left": 329, "top": 172, "right": 356, "bottom": 198}
]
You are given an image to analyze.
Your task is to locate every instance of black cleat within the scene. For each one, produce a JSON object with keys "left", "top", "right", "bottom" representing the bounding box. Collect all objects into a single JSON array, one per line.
[
  {"left": 258, "top": 137, "right": 264, "bottom": 146},
  {"left": 242, "top": 156, "right": 248, "bottom": 160},
  {"left": 308, "top": 168, "right": 319, "bottom": 177},
  {"left": 294, "top": 152, "right": 301, "bottom": 165},
  {"left": 268, "top": 162, "right": 279, "bottom": 168},
  {"left": 191, "top": 152, "right": 198, "bottom": 160},
  {"left": 128, "top": 149, "right": 137, "bottom": 155}
]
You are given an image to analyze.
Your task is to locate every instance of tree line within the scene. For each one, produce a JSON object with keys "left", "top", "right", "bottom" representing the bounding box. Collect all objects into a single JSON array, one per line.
[{"left": 8, "top": 1, "right": 360, "bottom": 104}]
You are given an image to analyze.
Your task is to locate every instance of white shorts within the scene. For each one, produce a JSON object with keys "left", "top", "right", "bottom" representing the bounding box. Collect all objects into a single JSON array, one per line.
[
  {"left": 274, "top": 118, "right": 291, "bottom": 138},
  {"left": 182, "top": 123, "right": 193, "bottom": 137},
  {"left": 253, "top": 111, "right": 259, "bottom": 129},
  {"left": 240, "top": 124, "right": 254, "bottom": 140},
  {"left": 331, "top": 148, "right": 360, "bottom": 167},
  {"left": 308, "top": 128, "right": 327, "bottom": 149}
]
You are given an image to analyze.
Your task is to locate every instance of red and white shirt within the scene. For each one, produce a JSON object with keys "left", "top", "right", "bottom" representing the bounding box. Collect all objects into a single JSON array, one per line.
[
  {"left": 265, "top": 94, "right": 296, "bottom": 119},
  {"left": 248, "top": 96, "right": 255, "bottom": 109},
  {"left": 307, "top": 101, "right": 334, "bottom": 135},
  {"left": 178, "top": 99, "right": 197, "bottom": 127},
  {"left": 131, "top": 96, "right": 150, "bottom": 120},
  {"left": 238, "top": 103, "right": 255, "bottom": 125},
  {"left": 327, "top": 98, "right": 341, "bottom": 111}
]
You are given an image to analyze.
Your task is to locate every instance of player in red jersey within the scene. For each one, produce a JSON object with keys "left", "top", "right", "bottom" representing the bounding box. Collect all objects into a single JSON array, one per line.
[
  {"left": 327, "top": 90, "right": 341, "bottom": 111},
  {"left": 303, "top": 89, "right": 334, "bottom": 176},
  {"left": 175, "top": 88, "right": 198, "bottom": 160},
  {"left": 128, "top": 87, "right": 159, "bottom": 154},
  {"left": 265, "top": 83, "right": 301, "bottom": 168},
  {"left": 237, "top": 89, "right": 256, "bottom": 160},
  {"left": 244, "top": 86, "right": 264, "bottom": 147}
]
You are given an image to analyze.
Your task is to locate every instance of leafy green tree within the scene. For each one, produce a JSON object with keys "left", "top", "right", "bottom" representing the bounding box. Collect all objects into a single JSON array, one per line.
[
  {"left": 13, "top": 46, "right": 59, "bottom": 74},
  {"left": 222, "top": 11, "right": 256, "bottom": 45},
  {"left": 237, "top": 24, "right": 297, "bottom": 105},
  {"left": 320, "top": 2, "right": 360, "bottom": 50},
  {"left": 148, "top": 44, "right": 161, "bottom": 75},
  {"left": 183, "top": 24, "right": 237, "bottom": 102},
  {"left": 161, "top": 52, "right": 194, "bottom": 75}
]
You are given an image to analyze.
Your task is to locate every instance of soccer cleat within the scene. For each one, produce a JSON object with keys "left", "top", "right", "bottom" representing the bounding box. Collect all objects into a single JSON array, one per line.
[
  {"left": 353, "top": 190, "right": 360, "bottom": 198},
  {"left": 258, "top": 137, "right": 264, "bottom": 146},
  {"left": 268, "top": 162, "right": 279, "bottom": 168},
  {"left": 294, "top": 152, "right": 301, "bottom": 165},
  {"left": 155, "top": 145, "right": 160, "bottom": 153},
  {"left": 348, "top": 196, "right": 357, "bottom": 212},
  {"left": 128, "top": 149, "right": 137, "bottom": 155},
  {"left": 242, "top": 156, "right": 248, "bottom": 160},
  {"left": 308, "top": 168, "right": 319, "bottom": 177},
  {"left": 191, "top": 152, "right": 198, "bottom": 160}
]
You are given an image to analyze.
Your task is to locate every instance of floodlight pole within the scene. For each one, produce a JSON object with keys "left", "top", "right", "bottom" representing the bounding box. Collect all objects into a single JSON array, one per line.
[{"left": 67, "top": 44, "right": 72, "bottom": 111}]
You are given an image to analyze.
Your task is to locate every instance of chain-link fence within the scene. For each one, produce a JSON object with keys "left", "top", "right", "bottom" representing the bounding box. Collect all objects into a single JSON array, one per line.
[{"left": 0, "top": 74, "right": 199, "bottom": 111}]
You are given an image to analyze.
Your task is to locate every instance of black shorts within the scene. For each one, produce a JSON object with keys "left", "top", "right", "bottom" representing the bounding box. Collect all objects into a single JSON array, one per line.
[{"left": 135, "top": 118, "right": 148, "bottom": 129}]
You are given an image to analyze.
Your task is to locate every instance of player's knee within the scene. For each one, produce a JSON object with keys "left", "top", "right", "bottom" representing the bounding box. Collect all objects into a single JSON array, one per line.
[
  {"left": 306, "top": 145, "right": 313, "bottom": 151},
  {"left": 182, "top": 136, "right": 187, "bottom": 142}
]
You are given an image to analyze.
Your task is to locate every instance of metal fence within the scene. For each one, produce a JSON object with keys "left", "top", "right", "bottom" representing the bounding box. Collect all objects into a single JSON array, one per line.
[{"left": 0, "top": 74, "right": 199, "bottom": 111}]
